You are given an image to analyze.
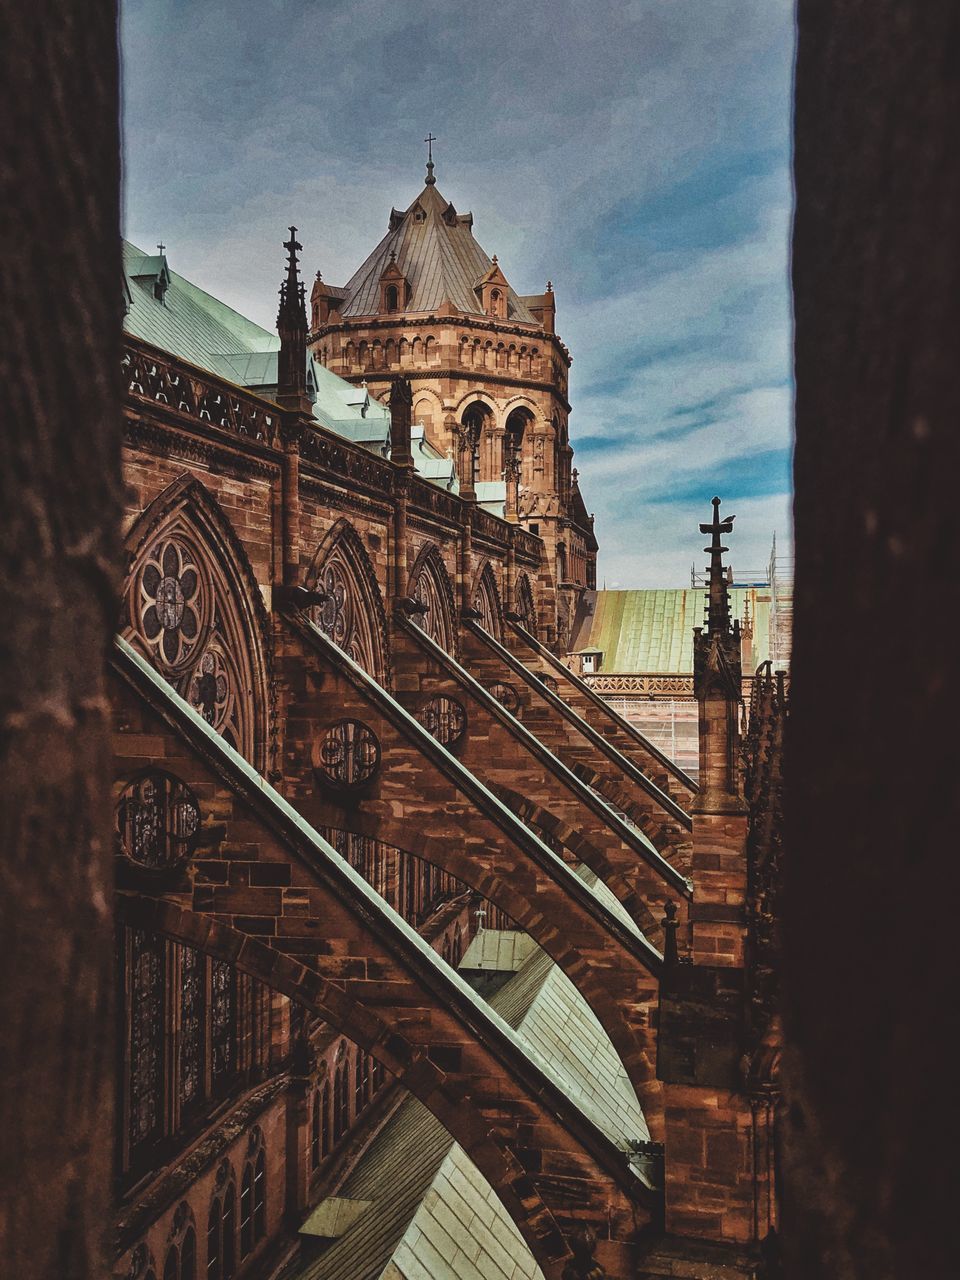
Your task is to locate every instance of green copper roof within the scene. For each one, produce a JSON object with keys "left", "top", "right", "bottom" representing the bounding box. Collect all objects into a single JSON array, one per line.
[{"left": 572, "top": 588, "right": 773, "bottom": 673}]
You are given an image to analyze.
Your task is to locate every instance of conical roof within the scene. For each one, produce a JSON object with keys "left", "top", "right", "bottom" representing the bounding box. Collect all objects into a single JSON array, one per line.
[{"left": 339, "top": 182, "right": 537, "bottom": 323}]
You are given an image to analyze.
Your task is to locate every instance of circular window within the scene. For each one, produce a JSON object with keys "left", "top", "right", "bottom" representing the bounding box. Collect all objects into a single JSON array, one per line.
[
  {"left": 416, "top": 696, "right": 467, "bottom": 747},
  {"left": 316, "top": 720, "right": 381, "bottom": 788},
  {"left": 486, "top": 682, "right": 520, "bottom": 716},
  {"left": 537, "top": 673, "right": 559, "bottom": 694},
  {"left": 116, "top": 771, "right": 200, "bottom": 867}
]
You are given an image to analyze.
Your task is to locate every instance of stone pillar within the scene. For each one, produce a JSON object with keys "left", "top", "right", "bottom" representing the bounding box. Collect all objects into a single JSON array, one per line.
[{"left": 388, "top": 374, "right": 414, "bottom": 469}]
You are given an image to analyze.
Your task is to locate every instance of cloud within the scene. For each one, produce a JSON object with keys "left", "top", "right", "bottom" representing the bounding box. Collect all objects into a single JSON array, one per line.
[{"left": 121, "top": 0, "right": 795, "bottom": 586}]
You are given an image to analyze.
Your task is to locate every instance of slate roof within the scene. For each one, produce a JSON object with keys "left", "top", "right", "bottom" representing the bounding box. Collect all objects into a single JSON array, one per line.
[
  {"left": 339, "top": 182, "right": 538, "bottom": 323},
  {"left": 571, "top": 588, "right": 773, "bottom": 672}
]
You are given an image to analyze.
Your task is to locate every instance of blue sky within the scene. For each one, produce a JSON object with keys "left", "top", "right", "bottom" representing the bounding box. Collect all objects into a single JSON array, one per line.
[{"left": 121, "top": 0, "right": 795, "bottom": 586}]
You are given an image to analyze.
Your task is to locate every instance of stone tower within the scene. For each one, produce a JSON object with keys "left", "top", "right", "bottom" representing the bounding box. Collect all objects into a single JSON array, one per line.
[{"left": 308, "top": 155, "right": 597, "bottom": 650}]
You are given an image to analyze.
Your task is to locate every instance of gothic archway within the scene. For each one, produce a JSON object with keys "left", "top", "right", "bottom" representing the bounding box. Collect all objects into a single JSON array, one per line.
[
  {"left": 122, "top": 475, "right": 270, "bottom": 769},
  {"left": 471, "top": 560, "right": 504, "bottom": 641},
  {"left": 514, "top": 572, "right": 537, "bottom": 638},
  {"left": 306, "top": 519, "right": 389, "bottom": 682},
  {"left": 407, "top": 543, "right": 457, "bottom": 656}
]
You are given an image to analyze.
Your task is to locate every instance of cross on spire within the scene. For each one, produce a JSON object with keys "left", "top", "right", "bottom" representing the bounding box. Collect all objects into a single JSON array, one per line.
[
  {"left": 699, "top": 496, "right": 736, "bottom": 635},
  {"left": 157, "top": 241, "right": 165, "bottom": 255},
  {"left": 424, "top": 132, "right": 437, "bottom": 185}
]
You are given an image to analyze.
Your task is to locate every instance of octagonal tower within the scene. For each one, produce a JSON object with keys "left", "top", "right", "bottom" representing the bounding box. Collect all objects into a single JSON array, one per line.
[{"left": 308, "top": 160, "right": 597, "bottom": 649}]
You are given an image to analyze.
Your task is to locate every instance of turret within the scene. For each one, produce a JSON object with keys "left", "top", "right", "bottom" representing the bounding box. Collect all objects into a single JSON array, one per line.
[{"left": 276, "top": 227, "right": 312, "bottom": 416}]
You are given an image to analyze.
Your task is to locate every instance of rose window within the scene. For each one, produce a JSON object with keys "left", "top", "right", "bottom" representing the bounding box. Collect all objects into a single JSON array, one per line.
[
  {"left": 416, "top": 696, "right": 467, "bottom": 747},
  {"left": 486, "top": 681, "right": 521, "bottom": 716},
  {"left": 138, "top": 539, "right": 202, "bottom": 667},
  {"left": 116, "top": 771, "right": 201, "bottom": 867},
  {"left": 316, "top": 720, "right": 381, "bottom": 788}
]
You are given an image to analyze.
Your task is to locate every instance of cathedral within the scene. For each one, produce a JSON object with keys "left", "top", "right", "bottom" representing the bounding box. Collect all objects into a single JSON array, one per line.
[{"left": 110, "top": 160, "right": 784, "bottom": 1280}]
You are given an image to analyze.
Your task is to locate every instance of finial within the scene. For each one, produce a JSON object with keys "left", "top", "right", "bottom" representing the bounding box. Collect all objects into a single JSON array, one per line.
[
  {"left": 424, "top": 132, "right": 437, "bottom": 185},
  {"left": 315, "top": 269, "right": 322, "bottom": 281},
  {"left": 698, "top": 495, "right": 736, "bottom": 636},
  {"left": 157, "top": 241, "right": 166, "bottom": 256},
  {"left": 389, "top": 249, "right": 396, "bottom": 264},
  {"left": 492, "top": 254, "right": 498, "bottom": 265},
  {"left": 546, "top": 280, "right": 553, "bottom": 292}
]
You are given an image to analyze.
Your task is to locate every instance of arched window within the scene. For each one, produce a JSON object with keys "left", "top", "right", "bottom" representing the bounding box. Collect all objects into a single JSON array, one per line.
[
  {"left": 407, "top": 545, "right": 456, "bottom": 655},
  {"left": 207, "top": 1166, "right": 235, "bottom": 1279},
  {"left": 254, "top": 1149, "right": 266, "bottom": 1240},
  {"left": 385, "top": 284, "right": 399, "bottom": 312},
  {"left": 221, "top": 1183, "right": 236, "bottom": 1280},
  {"left": 163, "top": 1249, "right": 178, "bottom": 1280},
  {"left": 452, "top": 923, "right": 463, "bottom": 967},
  {"left": 206, "top": 1198, "right": 221, "bottom": 1280},
  {"left": 122, "top": 478, "right": 268, "bottom": 768},
  {"left": 311, "top": 1089, "right": 321, "bottom": 1169},
  {"left": 181, "top": 1229, "right": 196, "bottom": 1280},
  {"left": 240, "top": 1165, "right": 253, "bottom": 1258},
  {"left": 472, "top": 562, "right": 503, "bottom": 641},
  {"left": 240, "top": 1128, "right": 266, "bottom": 1257},
  {"left": 333, "top": 1043, "right": 349, "bottom": 1143},
  {"left": 514, "top": 574, "right": 537, "bottom": 638},
  {"left": 127, "top": 928, "right": 165, "bottom": 1158},
  {"left": 307, "top": 521, "right": 387, "bottom": 678},
  {"left": 321, "top": 1080, "right": 331, "bottom": 1157},
  {"left": 355, "top": 1050, "right": 365, "bottom": 1113},
  {"left": 210, "top": 961, "right": 236, "bottom": 1096}
]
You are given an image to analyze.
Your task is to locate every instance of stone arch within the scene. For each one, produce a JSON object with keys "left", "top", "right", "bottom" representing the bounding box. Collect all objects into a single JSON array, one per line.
[
  {"left": 411, "top": 385, "right": 444, "bottom": 446},
  {"left": 305, "top": 519, "right": 389, "bottom": 681},
  {"left": 343, "top": 340, "right": 356, "bottom": 371},
  {"left": 514, "top": 572, "right": 538, "bottom": 638},
  {"left": 122, "top": 474, "right": 270, "bottom": 770},
  {"left": 406, "top": 542, "right": 457, "bottom": 656},
  {"left": 471, "top": 559, "right": 504, "bottom": 641},
  {"left": 120, "top": 897, "right": 621, "bottom": 1280},
  {"left": 384, "top": 337, "right": 397, "bottom": 369},
  {"left": 293, "top": 797, "right": 664, "bottom": 1134},
  {"left": 459, "top": 335, "right": 472, "bottom": 366},
  {"left": 423, "top": 334, "right": 438, "bottom": 367}
]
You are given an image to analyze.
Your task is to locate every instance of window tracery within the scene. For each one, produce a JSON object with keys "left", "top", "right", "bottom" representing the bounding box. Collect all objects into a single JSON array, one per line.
[
  {"left": 514, "top": 573, "right": 537, "bottom": 637},
  {"left": 179, "top": 945, "right": 205, "bottom": 1110},
  {"left": 128, "top": 929, "right": 164, "bottom": 1152},
  {"left": 211, "top": 961, "right": 236, "bottom": 1091},
  {"left": 116, "top": 772, "right": 200, "bottom": 868},
  {"left": 486, "top": 681, "right": 521, "bottom": 716},
  {"left": 315, "top": 720, "right": 381, "bottom": 788},
  {"left": 416, "top": 695, "right": 467, "bottom": 747},
  {"left": 472, "top": 562, "right": 503, "bottom": 639},
  {"left": 307, "top": 525, "right": 386, "bottom": 678},
  {"left": 124, "top": 485, "right": 267, "bottom": 767},
  {"left": 408, "top": 546, "right": 456, "bottom": 654}
]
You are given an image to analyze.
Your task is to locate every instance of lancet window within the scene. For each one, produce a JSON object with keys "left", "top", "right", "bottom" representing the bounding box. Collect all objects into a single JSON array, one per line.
[
  {"left": 409, "top": 547, "right": 456, "bottom": 654},
  {"left": 119, "top": 927, "right": 270, "bottom": 1182},
  {"left": 472, "top": 562, "right": 503, "bottom": 640},
  {"left": 308, "top": 524, "right": 386, "bottom": 678},
  {"left": 124, "top": 484, "right": 267, "bottom": 767},
  {"left": 514, "top": 573, "right": 537, "bottom": 637}
]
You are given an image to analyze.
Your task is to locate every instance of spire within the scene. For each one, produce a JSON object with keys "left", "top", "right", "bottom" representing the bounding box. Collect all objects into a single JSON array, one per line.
[
  {"left": 699, "top": 496, "right": 736, "bottom": 635},
  {"left": 276, "top": 227, "right": 311, "bottom": 413},
  {"left": 424, "top": 132, "right": 437, "bottom": 185}
]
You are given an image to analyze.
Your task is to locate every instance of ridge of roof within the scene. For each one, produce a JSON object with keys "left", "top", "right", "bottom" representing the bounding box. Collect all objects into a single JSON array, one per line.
[{"left": 339, "top": 184, "right": 538, "bottom": 324}]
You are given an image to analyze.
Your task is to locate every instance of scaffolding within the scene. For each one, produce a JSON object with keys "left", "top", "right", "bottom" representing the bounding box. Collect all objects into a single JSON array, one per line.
[{"left": 691, "top": 534, "right": 793, "bottom": 667}]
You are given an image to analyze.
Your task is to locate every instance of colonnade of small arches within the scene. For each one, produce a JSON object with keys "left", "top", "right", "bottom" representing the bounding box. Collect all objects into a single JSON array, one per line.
[
  {"left": 125, "top": 1132, "right": 266, "bottom": 1280},
  {"left": 331, "top": 334, "right": 543, "bottom": 378}
]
